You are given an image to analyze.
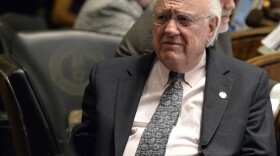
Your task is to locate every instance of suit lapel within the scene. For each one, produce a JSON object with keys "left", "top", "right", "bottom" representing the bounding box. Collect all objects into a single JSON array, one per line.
[
  {"left": 200, "top": 50, "right": 234, "bottom": 147},
  {"left": 114, "top": 54, "right": 155, "bottom": 155}
]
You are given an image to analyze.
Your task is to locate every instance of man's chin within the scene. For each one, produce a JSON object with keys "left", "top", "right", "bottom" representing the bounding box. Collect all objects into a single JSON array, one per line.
[{"left": 157, "top": 50, "right": 181, "bottom": 61}]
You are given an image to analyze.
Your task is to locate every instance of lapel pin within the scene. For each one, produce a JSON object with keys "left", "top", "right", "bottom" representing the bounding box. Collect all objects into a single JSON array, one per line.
[{"left": 219, "top": 91, "right": 227, "bottom": 99}]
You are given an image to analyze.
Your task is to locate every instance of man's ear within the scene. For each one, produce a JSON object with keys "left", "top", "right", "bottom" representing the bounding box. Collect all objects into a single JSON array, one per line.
[{"left": 207, "top": 16, "right": 218, "bottom": 40}]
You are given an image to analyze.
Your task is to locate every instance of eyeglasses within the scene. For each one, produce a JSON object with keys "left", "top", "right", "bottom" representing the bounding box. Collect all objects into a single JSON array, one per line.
[{"left": 153, "top": 13, "right": 210, "bottom": 27}]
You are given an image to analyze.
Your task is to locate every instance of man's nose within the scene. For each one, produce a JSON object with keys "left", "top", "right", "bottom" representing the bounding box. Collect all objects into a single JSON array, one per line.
[{"left": 164, "top": 19, "right": 180, "bottom": 36}]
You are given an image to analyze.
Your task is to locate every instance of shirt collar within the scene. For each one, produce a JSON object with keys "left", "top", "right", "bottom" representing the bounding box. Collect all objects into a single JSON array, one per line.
[{"left": 156, "top": 50, "right": 206, "bottom": 88}]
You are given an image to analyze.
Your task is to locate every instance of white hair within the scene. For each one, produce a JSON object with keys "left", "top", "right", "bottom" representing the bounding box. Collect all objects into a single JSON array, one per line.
[{"left": 205, "top": 0, "right": 221, "bottom": 47}]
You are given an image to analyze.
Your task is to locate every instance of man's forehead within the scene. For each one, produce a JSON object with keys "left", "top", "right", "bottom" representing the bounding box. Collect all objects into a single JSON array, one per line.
[{"left": 155, "top": 0, "right": 208, "bottom": 11}]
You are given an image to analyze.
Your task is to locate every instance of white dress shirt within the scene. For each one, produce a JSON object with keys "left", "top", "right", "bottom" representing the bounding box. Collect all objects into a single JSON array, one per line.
[{"left": 123, "top": 52, "right": 206, "bottom": 156}]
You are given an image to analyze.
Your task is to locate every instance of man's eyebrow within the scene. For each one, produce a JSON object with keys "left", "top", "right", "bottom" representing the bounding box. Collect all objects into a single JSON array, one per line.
[
  {"left": 156, "top": 9, "right": 192, "bottom": 16},
  {"left": 175, "top": 10, "right": 195, "bottom": 16},
  {"left": 156, "top": 9, "right": 170, "bottom": 14}
]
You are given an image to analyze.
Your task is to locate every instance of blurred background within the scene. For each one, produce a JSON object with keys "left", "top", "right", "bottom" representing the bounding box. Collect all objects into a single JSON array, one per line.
[
  {"left": 1, "top": 0, "right": 279, "bottom": 30},
  {"left": 1, "top": 0, "right": 280, "bottom": 156}
]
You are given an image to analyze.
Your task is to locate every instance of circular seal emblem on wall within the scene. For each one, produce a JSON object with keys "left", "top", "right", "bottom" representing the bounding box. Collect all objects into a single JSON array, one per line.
[{"left": 49, "top": 45, "right": 105, "bottom": 96}]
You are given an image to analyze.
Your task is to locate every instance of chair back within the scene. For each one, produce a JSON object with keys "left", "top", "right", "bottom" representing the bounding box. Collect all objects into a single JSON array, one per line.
[
  {"left": 0, "top": 22, "right": 19, "bottom": 156},
  {"left": 0, "top": 13, "right": 48, "bottom": 31},
  {"left": 0, "top": 30, "right": 121, "bottom": 155},
  {"left": 0, "top": 54, "right": 34, "bottom": 156},
  {"left": 0, "top": 22, "right": 19, "bottom": 54},
  {"left": 247, "top": 52, "right": 280, "bottom": 82},
  {"left": 231, "top": 26, "right": 275, "bottom": 61}
]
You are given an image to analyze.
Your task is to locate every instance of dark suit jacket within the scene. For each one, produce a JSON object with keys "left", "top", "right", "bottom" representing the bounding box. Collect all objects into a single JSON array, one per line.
[{"left": 72, "top": 49, "right": 277, "bottom": 156}]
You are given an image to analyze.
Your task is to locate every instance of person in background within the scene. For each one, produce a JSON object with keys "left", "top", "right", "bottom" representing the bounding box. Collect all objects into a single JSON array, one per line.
[
  {"left": 74, "top": 0, "right": 152, "bottom": 36},
  {"left": 72, "top": 0, "right": 277, "bottom": 155},
  {"left": 50, "top": 0, "right": 85, "bottom": 28}
]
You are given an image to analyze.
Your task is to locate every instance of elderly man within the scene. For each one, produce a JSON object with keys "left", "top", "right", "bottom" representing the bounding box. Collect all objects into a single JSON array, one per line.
[
  {"left": 72, "top": 0, "right": 277, "bottom": 155},
  {"left": 116, "top": 0, "right": 280, "bottom": 113}
]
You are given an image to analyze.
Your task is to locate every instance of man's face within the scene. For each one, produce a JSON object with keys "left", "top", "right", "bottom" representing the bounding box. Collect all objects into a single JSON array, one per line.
[
  {"left": 219, "top": 0, "right": 236, "bottom": 32},
  {"left": 153, "top": 0, "right": 218, "bottom": 73}
]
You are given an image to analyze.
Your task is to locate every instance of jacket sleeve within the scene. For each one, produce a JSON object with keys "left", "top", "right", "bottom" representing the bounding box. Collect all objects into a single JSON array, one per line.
[
  {"left": 71, "top": 64, "right": 97, "bottom": 156},
  {"left": 241, "top": 70, "right": 277, "bottom": 155}
]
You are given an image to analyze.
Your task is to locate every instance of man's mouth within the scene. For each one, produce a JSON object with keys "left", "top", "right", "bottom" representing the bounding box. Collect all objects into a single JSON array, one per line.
[{"left": 162, "top": 41, "right": 183, "bottom": 45}]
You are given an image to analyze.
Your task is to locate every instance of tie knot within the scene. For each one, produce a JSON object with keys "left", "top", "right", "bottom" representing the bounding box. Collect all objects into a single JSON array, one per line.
[{"left": 169, "top": 71, "right": 183, "bottom": 80}]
